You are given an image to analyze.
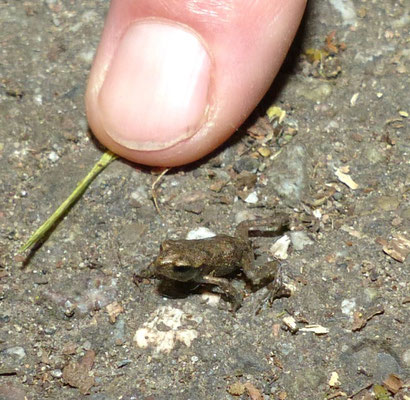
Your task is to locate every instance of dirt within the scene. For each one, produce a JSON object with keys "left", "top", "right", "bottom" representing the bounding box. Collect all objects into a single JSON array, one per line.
[{"left": 0, "top": 1, "right": 409, "bottom": 399}]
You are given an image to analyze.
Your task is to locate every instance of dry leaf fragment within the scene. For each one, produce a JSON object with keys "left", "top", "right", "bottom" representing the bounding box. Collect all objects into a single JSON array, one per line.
[
  {"left": 352, "top": 306, "right": 384, "bottom": 331},
  {"left": 257, "top": 146, "right": 271, "bottom": 157},
  {"left": 352, "top": 311, "right": 365, "bottom": 331},
  {"left": 62, "top": 350, "right": 96, "bottom": 394},
  {"left": 244, "top": 382, "right": 263, "bottom": 400},
  {"left": 106, "top": 301, "right": 124, "bottom": 324},
  {"left": 266, "top": 105, "right": 286, "bottom": 124},
  {"left": 380, "top": 234, "right": 410, "bottom": 263},
  {"left": 335, "top": 168, "right": 359, "bottom": 189},
  {"left": 270, "top": 235, "right": 290, "bottom": 260},
  {"left": 272, "top": 354, "right": 283, "bottom": 369},
  {"left": 383, "top": 373, "right": 403, "bottom": 394},
  {"left": 328, "top": 371, "right": 341, "bottom": 388},
  {"left": 341, "top": 225, "right": 365, "bottom": 239},
  {"left": 373, "top": 385, "right": 390, "bottom": 398},
  {"left": 327, "top": 391, "right": 348, "bottom": 399},
  {"left": 62, "top": 343, "right": 77, "bottom": 355},
  {"left": 339, "top": 165, "right": 350, "bottom": 174},
  {"left": 283, "top": 316, "right": 298, "bottom": 333},
  {"left": 305, "top": 48, "right": 329, "bottom": 63},
  {"left": 272, "top": 323, "right": 281, "bottom": 337},
  {"left": 209, "top": 179, "right": 228, "bottom": 192},
  {"left": 350, "top": 93, "right": 359, "bottom": 106},
  {"left": 299, "top": 324, "right": 329, "bottom": 335},
  {"left": 227, "top": 381, "right": 245, "bottom": 396},
  {"left": 0, "top": 270, "right": 9, "bottom": 279}
]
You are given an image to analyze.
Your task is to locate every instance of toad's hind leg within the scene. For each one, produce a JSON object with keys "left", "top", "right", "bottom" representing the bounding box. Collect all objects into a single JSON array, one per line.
[
  {"left": 235, "top": 213, "right": 290, "bottom": 240},
  {"left": 256, "top": 264, "right": 291, "bottom": 314}
]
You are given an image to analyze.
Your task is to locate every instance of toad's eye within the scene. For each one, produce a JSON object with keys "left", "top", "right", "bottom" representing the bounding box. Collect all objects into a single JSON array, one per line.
[{"left": 173, "top": 266, "right": 192, "bottom": 274}]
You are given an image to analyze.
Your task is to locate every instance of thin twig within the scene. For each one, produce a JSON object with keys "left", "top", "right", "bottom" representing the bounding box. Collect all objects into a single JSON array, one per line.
[
  {"left": 151, "top": 168, "right": 170, "bottom": 216},
  {"left": 19, "top": 151, "right": 118, "bottom": 252}
]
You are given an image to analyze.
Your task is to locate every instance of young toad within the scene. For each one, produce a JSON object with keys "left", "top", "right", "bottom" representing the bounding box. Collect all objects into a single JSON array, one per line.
[{"left": 143, "top": 215, "right": 291, "bottom": 311}]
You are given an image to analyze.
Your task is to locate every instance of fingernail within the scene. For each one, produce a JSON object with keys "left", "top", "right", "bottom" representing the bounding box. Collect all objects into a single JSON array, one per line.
[{"left": 98, "top": 21, "right": 212, "bottom": 151}]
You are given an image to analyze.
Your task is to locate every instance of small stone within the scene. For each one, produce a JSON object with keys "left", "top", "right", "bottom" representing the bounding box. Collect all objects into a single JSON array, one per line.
[
  {"left": 129, "top": 186, "right": 149, "bottom": 207},
  {"left": 350, "top": 92, "right": 359, "bottom": 106},
  {"left": 244, "top": 191, "right": 258, "bottom": 204},
  {"left": 266, "top": 144, "right": 311, "bottom": 206},
  {"left": 186, "top": 227, "right": 216, "bottom": 240},
  {"left": 290, "top": 231, "right": 314, "bottom": 251},
  {"left": 33, "top": 94, "right": 43, "bottom": 105},
  {"left": 296, "top": 81, "right": 333, "bottom": 102},
  {"left": 0, "top": 384, "right": 27, "bottom": 400},
  {"left": 63, "top": 300, "right": 76, "bottom": 317},
  {"left": 106, "top": 301, "right": 124, "bottom": 324},
  {"left": 376, "top": 196, "right": 400, "bottom": 211},
  {"left": 116, "top": 359, "right": 131, "bottom": 368},
  {"left": 335, "top": 168, "right": 359, "bottom": 189},
  {"left": 364, "top": 288, "right": 379, "bottom": 302},
  {"left": 112, "top": 318, "right": 126, "bottom": 345},
  {"left": 402, "top": 349, "right": 410, "bottom": 368},
  {"left": 257, "top": 146, "right": 271, "bottom": 157},
  {"left": 4, "top": 347, "right": 26, "bottom": 360},
  {"left": 351, "top": 133, "right": 363, "bottom": 142},
  {"left": 234, "top": 210, "right": 257, "bottom": 225},
  {"left": 44, "top": 327, "right": 57, "bottom": 335},
  {"left": 341, "top": 299, "right": 356, "bottom": 316},
  {"left": 227, "top": 382, "right": 246, "bottom": 396},
  {"left": 233, "top": 156, "right": 259, "bottom": 174},
  {"left": 50, "top": 369, "right": 63, "bottom": 378},
  {"left": 283, "top": 316, "right": 298, "bottom": 333},
  {"left": 328, "top": 371, "right": 341, "bottom": 388},
  {"left": 364, "top": 146, "right": 385, "bottom": 164},
  {"left": 270, "top": 235, "right": 291, "bottom": 259},
  {"left": 82, "top": 341, "right": 92, "bottom": 351},
  {"left": 183, "top": 201, "right": 205, "bottom": 214},
  {"left": 48, "top": 151, "right": 59, "bottom": 162}
]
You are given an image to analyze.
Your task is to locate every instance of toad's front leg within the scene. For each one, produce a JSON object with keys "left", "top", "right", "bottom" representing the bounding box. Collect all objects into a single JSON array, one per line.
[{"left": 199, "top": 275, "right": 243, "bottom": 311}]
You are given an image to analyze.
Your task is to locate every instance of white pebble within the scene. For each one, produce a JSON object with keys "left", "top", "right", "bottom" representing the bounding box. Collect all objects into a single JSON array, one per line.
[
  {"left": 244, "top": 191, "right": 258, "bottom": 204},
  {"left": 270, "top": 235, "right": 291, "bottom": 259},
  {"left": 48, "top": 151, "right": 59, "bottom": 162},
  {"left": 341, "top": 298, "right": 356, "bottom": 316},
  {"left": 186, "top": 227, "right": 216, "bottom": 240}
]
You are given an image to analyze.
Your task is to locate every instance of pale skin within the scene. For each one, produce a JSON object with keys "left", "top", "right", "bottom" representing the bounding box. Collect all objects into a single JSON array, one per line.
[{"left": 86, "top": 0, "right": 307, "bottom": 167}]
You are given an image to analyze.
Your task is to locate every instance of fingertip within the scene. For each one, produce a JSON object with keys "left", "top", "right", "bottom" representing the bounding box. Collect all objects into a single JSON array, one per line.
[{"left": 86, "top": 0, "right": 306, "bottom": 167}]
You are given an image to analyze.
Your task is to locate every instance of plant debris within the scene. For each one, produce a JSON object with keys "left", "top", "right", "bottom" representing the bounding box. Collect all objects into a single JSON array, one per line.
[
  {"left": 382, "top": 374, "right": 403, "bottom": 394},
  {"left": 62, "top": 350, "right": 96, "bottom": 395},
  {"left": 106, "top": 301, "right": 124, "bottom": 324},
  {"left": 376, "top": 234, "right": 410, "bottom": 263},
  {"left": 244, "top": 382, "right": 263, "bottom": 400},
  {"left": 227, "top": 381, "right": 245, "bottom": 396},
  {"left": 328, "top": 371, "right": 341, "bottom": 388},
  {"left": 352, "top": 305, "right": 384, "bottom": 332},
  {"left": 334, "top": 167, "right": 359, "bottom": 190},
  {"left": 299, "top": 324, "right": 329, "bottom": 335}
]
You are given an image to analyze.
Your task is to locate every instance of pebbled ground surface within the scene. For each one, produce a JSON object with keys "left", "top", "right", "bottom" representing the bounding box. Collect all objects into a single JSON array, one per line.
[{"left": 0, "top": 1, "right": 409, "bottom": 399}]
